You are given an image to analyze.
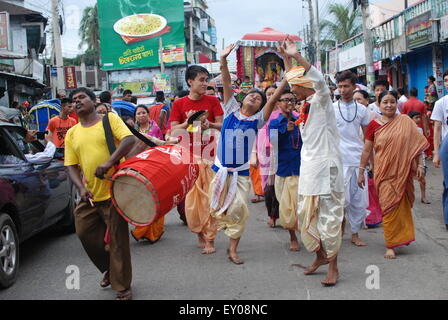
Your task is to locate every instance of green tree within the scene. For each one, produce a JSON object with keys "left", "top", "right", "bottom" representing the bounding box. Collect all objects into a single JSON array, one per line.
[
  {"left": 320, "top": 4, "right": 362, "bottom": 49},
  {"left": 78, "top": 4, "right": 100, "bottom": 65}
]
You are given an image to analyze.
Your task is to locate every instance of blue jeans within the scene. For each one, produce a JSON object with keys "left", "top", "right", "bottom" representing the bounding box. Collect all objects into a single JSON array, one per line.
[{"left": 440, "top": 137, "right": 448, "bottom": 225}]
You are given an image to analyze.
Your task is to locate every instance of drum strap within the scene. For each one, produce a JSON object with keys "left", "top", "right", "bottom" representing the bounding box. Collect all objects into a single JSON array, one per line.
[
  {"left": 124, "top": 123, "right": 158, "bottom": 148},
  {"left": 102, "top": 112, "right": 117, "bottom": 155}
]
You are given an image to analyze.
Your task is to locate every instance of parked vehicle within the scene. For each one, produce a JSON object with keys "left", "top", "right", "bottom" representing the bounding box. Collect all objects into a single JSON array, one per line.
[{"left": 0, "top": 121, "right": 78, "bottom": 289}]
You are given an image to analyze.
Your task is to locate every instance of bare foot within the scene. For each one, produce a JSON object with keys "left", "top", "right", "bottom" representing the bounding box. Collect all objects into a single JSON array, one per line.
[
  {"left": 289, "top": 238, "right": 301, "bottom": 252},
  {"left": 228, "top": 254, "right": 244, "bottom": 265},
  {"left": 227, "top": 249, "right": 244, "bottom": 265},
  {"left": 384, "top": 248, "right": 396, "bottom": 259},
  {"left": 351, "top": 234, "right": 367, "bottom": 247},
  {"left": 321, "top": 268, "right": 339, "bottom": 287},
  {"left": 202, "top": 241, "right": 216, "bottom": 254},
  {"left": 197, "top": 234, "right": 206, "bottom": 249},
  {"left": 267, "top": 217, "right": 275, "bottom": 228},
  {"left": 304, "top": 257, "right": 329, "bottom": 275}
]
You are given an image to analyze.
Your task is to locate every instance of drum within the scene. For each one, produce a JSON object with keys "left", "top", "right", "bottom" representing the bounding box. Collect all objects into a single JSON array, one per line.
[{"left": 110, "top": 145, "right": 199, "bottom": 226}]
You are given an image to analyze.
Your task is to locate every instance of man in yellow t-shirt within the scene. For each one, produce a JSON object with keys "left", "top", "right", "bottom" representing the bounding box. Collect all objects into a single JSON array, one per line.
[{"left": 65, "top": 87, "right": 135, "bottom": 300}]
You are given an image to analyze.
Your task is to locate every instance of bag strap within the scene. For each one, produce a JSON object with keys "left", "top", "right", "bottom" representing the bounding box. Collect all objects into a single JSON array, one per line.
[{"left": 102, "top": 112, "right": 116, "bottom": 155}]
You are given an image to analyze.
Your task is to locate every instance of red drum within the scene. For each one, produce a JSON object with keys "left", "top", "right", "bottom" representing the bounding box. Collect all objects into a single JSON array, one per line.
[{"left": 110, "top": 145, "right": 199, "bottom": 227}]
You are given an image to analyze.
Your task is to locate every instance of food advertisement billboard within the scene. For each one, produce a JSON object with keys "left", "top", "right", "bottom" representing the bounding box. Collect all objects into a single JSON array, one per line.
[{"left": 98, "top": 0, "right": 186, "bottom": 71}]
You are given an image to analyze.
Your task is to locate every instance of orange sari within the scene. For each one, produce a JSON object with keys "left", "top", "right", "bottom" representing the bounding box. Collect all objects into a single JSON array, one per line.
[{"left": 373, "top": 115, "right": 429, "bottom": 248}]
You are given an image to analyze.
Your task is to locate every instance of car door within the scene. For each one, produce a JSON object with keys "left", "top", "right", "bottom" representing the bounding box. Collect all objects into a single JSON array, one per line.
[
  {"left": 0, "top": 127, "right": 48, "bottom": 240},
  {"left": 4, "top": 127, "right": 71, "bottom": 230}
]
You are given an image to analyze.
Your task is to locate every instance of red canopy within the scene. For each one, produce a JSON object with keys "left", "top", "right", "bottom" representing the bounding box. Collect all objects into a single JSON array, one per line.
[{"left": 241, "top": 27, "right": 301, "bottom": 42}]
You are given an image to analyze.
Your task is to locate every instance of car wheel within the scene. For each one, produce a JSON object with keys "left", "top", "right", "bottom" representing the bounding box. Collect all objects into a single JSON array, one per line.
[
  {"left": 0, "top": 213, "right": 19, "bottom": 289},
  {"left": 52, "top": 184, "right": 79, "bottom": 234}
]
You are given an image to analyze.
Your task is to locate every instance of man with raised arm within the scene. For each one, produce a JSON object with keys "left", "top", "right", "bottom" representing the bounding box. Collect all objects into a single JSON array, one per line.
[{"left": 282, "top": 38, "right": 344, "bottom": 286}]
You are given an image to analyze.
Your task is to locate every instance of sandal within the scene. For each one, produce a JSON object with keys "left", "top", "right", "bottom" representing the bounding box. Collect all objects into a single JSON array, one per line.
[
  {"left": 100, "top": 271, "right": 110, "bottom": 288},
  {"left": 116, "top": 288, "right": 132, "bottom": 300}
]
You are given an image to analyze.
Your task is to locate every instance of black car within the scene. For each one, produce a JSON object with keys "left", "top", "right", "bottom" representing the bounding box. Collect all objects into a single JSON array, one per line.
[{"left": 0, "top": 121, "right": 78, "bottom": 289}]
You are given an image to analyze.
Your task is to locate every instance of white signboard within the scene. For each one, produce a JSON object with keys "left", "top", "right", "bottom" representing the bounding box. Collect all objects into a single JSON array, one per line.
[
  {"left": 441, "top": 15, "right": 448, "bottom": 40},
  {"left": 32, "top": 60, "right": 44, "bottom": 82},
  {"left": 338, "top": 42, "right": 366, "bottom": 72}
]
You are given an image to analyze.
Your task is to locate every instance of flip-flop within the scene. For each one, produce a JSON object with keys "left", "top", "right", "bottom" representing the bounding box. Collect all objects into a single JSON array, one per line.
[
  {"left": 116, "top": 288, "right": 132, "bottom": 300},
  {"left": 251, "top": 196, "right": 265, "bottom": 203},
  {"left": 100, "top": 271, "right": 110, "bottom": 288}
]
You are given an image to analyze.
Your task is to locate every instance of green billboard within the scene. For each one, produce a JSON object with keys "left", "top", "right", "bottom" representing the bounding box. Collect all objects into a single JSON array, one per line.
[{"left": 97, "top": 0, "right": 186, "bottom": 71}]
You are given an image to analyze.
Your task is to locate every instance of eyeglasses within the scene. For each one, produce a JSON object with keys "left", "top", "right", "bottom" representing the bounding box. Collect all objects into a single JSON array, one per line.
[{"left": 279, "top": 98, "right": 297, "bottom": 104}]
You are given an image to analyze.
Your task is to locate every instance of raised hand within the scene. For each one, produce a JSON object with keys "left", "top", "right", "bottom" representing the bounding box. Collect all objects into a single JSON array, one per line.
[
  {"left": 220, "top": 43, "right": 236, "bottom": 60},
  {"left": 283, "top": 36, "right": 299, "bottom": 57}
]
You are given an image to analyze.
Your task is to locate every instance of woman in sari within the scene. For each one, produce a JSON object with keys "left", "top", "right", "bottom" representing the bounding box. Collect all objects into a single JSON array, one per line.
[
  {"left": 358, "top": 91, "right": 428, "bottom": 259},
  {"left": 131, "top": 105, "right": 165, "bottom": 243}
]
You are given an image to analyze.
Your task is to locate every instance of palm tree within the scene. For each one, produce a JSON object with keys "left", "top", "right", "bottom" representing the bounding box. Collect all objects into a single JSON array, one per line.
[
  {"left": 320, "top": 4, "right": 362, "bottom": 49},
  {"left": 78, "top": 4, "right": 100, "bottom": 66}
]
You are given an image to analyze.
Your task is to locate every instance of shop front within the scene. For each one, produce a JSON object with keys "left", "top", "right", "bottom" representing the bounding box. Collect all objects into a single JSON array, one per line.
[{"left": 405, "top": 12, "right": 439, "bottom": 101}]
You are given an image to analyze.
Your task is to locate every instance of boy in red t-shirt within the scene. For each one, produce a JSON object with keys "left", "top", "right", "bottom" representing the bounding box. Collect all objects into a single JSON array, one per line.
[
  {"left": 169, "top": 65, "right": 224, "bottom": 255},
  {"left": 46, "top": 98, "right": 77, "bottom": 148}
]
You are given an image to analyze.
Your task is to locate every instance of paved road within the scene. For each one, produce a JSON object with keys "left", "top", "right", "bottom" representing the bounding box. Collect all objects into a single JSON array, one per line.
[{"left": 1, "top": 164, "right": 448, "bottom": 300}]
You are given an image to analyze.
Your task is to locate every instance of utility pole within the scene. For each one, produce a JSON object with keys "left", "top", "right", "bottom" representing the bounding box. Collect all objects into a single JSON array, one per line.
[
  {"left": 360, "top": 0, "right": 375, "bottom": 90},
  {"left": 51, "top": 0, "right": 65, "bottom": 93},
  {"left": 315, "top": 0, "right": 321, "bottom": 70},
  {"left": 159, "top": 37, "right": 165, "bottom": 74},
  {"left": 307, "top": 0, "right": 316, "bottom": 65}
]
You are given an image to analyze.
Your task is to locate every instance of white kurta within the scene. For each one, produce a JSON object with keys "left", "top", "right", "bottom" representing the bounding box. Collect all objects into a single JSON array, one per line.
[
  {"left": 333, "top": 99, "right": 370, "bottom": 234},
  {"left": 298, "top": 67, "right": 344, "bottom": 196}
]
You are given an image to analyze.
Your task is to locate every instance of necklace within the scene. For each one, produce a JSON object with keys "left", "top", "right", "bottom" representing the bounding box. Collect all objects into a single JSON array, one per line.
[
  {"left": 289, "top": 117, "right": 300, "bottom": 150},
  {"left": 338, "top": 100, "right": 358, "bottom": 123}
]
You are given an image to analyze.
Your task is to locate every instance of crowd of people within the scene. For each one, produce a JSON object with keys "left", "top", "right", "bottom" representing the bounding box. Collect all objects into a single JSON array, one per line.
[{"left": 4, "top": 37, "right": 448, "bottom": 301}]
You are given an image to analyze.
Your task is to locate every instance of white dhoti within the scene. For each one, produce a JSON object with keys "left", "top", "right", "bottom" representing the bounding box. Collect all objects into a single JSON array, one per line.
[
  {"left": 297, "top": 167, "right": 344, "bottom": 259},
  {"left": 343, "top": 166, "right": 369, "bottom": 234},
  {"left": 275, "top": 175, "right": 299, "bottom": 231},
  {"left": 209, "top": 174, "right": 250, "bottom": 239}
]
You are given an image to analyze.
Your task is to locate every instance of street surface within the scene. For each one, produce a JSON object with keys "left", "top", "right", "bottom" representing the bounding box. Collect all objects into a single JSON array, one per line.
[{"left": 1, "top": 164, "right": 447, "bottom": 300}]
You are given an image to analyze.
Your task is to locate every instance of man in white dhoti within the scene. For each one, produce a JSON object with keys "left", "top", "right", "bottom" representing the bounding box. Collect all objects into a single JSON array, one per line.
[
  {"left": 280, "top": 38, "right": 344, "bottom": 286},
  {"left": 333, "top": 71, "right": 370, "bottom": 247}
]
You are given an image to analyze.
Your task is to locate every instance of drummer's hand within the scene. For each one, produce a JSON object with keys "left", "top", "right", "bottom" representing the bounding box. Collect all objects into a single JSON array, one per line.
[
  {"left": 94, "top": 161, "right": 113, "bottom": 180},
  {"left": 80, "top": 187, "right": 94, "bottom": 202}
]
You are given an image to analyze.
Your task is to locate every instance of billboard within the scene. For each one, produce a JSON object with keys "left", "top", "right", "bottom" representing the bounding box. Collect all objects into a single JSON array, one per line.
[{"left": 98, "top": 0, "right": 186, "bottom": 71}]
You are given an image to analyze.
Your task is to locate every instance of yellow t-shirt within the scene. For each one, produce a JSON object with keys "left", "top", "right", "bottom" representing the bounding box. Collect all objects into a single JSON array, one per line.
[{"left": 64, "top": 113, "right": 133, "bottom": 202}]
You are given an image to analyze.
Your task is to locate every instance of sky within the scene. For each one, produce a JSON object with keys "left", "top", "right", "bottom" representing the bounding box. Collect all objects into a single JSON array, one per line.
[{"left": 27, "top": 0, "right": 396, "bottom": 59}]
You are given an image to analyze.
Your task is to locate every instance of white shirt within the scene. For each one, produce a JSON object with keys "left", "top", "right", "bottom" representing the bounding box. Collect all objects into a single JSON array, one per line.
[
  {"left": 333, "top": 99, "right": 370, "bottom": 166},
  {"left": 431, "top": 95, "right": 448, "bottom": 140},
  {"left": 298, "top": 66, "right": 344, "bottom": 196}
]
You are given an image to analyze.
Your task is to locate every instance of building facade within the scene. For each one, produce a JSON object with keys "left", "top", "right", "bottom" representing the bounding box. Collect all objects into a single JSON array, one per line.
[
  {"left": 329, "top": 0, "right": 448, "bottom": 101},
  {"left": 0, "top": 0, "right": 48, "bottom": 107}
]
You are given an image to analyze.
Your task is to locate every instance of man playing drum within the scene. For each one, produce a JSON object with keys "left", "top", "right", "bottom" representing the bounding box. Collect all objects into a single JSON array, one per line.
[
  {"left": 169, "top": 65, "right": 224, "bottom": 254},
  {"left": 65, "top": 87, "right": 136, "bottom": 300}
]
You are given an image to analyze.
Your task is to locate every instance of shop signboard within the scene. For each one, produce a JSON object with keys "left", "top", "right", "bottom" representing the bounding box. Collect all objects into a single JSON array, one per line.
[
  {"left": 406, "top": 12, "right": 438, "bottom": 50},
  {"left": 0, "top": 12, "right": 9, "bottom": 50},
  {"left": 153, "top": 74, "right": 171, "bottom": 94},
  {"left": 111, "top": 81, "right": 154, "bottom": 96},
  {"left": 440, "top": 15, "right": 448, "bottom": 40},
  {"left": 338, "top": 42, "right": 366, "bottom": 72},
  {"left": 64, "top": 66, "right": 77, "bottom": 90},
  {"left": 98, "top": 0, "right": 186, "bottom": 71}
]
